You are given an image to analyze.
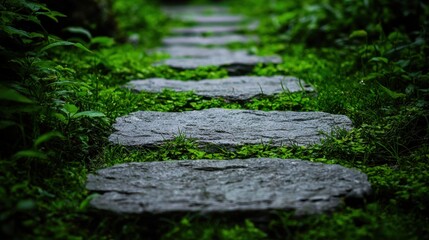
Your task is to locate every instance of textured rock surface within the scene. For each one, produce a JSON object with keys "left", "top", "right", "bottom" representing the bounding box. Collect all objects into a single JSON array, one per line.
[
  {"left": 155, "top": 55, "right": 281, "bottom": 74},
  {"left": 86, "top": 158, "right": 371, "bottom": 216},
  {"left": 162, "top": 35, "right": 257, "bottom": 46},
  {"left": 127, "top": 76, "right": 313, "bottom": 100},
  {"left": 155, "top": 46, "right": 249, "bottom": 58},
  {"left": 108, "top": 108, "right": 353, "bottom": 147}
]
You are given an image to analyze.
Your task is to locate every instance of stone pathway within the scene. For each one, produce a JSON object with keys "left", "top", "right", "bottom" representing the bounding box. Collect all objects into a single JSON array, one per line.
[
  {"left": 155, "top": 9, "right": 272, "bottom": 74},
  {"left": 171, "top": 25, "right": 257, "bottom": 35},
  {"left": 109, "top": 109, "right": 352, "bottom": 148},
  {"left": 162, "top": 34, "right": 257, "bottom": 46},
  {"left": 156, "top": 46, "right": 249, "bottom": 58},
  {"left": 127, "top": 76, "right": 313, "bottom": 100},
  {"left": 87, "top": 5, "right": 371, "bottom": 219},
  {"left": 181, "top": 15, "right": 245, "bottom": 25},
  {"left": 155, "top": 55, "right": 281, "bottom": 74},
  {"left": 162, "top": 6, "right": 230, "bottom": 18},
  {"left": 87, "top": 158, "right": 371, "bottom": 217}
]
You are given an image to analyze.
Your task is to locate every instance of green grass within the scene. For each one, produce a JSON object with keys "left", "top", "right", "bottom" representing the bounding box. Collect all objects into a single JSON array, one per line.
[{"left": 1, "top": 0, "right": 428, "bottom": 239}]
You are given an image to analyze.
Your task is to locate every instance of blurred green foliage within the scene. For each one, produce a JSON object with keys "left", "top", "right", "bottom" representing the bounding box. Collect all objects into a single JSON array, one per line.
[{"left": 234, "top": 0, "right": 428, "bottom": 45}]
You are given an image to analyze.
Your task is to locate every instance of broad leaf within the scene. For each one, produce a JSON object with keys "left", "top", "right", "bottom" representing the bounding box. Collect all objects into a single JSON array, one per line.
[
  {"left": 378, "top": 83, "right": 406, "bottom": 99},
  {"left": 40, "top": 40, "right": 74, "bottom": 51},
  {"left": 40, "top": 41, "right": 92, "bottom": 53},
  {"left": 63, "top": 103, "right": 79, "bottom": 115},
  {"left": 79, "top": 194, "right": 98, "bottom": 210},
  {"left": 29, "top": 32, "right": 44, "bottom": 38},
  {"left": 0, "top": 86, "right": 33, "bottom": 103},
  {"left": 3, "top": 26, "right": 31, "bottom": 38},
  {"left": 395, "top": 59, "right": 410, "bottom": 68},
  {"left": 53, "top": 113, "right": 67, "bottom": 123},
  {"left": 64, "top": 26, "right": 92, "bottom": 39},
  {"left": 73, "top": 42, "right": 93, "bottom": 53},
  {"left": 90, "top": 36, "right": 115, "bottom": 48},
  {"left": 73, "top": 111, "right": 105, "bottom": 119},
  {"left": 349, "top": 30, "right": 367, "bottom": 39},
  {"left": 13, "top": 149, "right": 48, "bottom": 160},
  {"left": 369, "top": 57, "right": 389, "bottom": 64},
  {"left": 34, "top": 131, "right": 64, "bottom": 148},
  {"left": 35, "top": 10, "right": 66, "bottom": 23}
]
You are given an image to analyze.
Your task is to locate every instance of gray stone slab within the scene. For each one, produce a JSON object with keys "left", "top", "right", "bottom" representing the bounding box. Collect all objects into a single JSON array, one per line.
[
  {"left": 155, "top": 55, "right": 281, "bottom": 74},
  {"left": 170, "top": 23, "right": 258, "bottom": 36},
  {"left": 155, "top": 46, "right": 249, "bottom": 58},
  {"left": 108, "top": 108, "right": 353, "bottom": 148},
  {"left": 162, "top": 35, "right": 257, "bottom": 46},
  {"left": 127, "top": 76, "right": 313, "bottom": 100},
  {"left": 171, "top": 25, "right": 242, "bottom": 35},
  {"left": 86, "top": 158, "right": 371, "bottom": 217},
  {"left": 180, "top": 15, "right": 244, "bottom": 25}
]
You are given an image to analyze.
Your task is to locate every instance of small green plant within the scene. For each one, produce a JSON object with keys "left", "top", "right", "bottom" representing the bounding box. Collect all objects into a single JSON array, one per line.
[{"left": 162, "top": 217, "right": 267, "bottom": 240}]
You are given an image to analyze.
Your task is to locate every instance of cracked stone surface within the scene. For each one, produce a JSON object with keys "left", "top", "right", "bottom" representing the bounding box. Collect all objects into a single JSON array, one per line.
[
  {"left": 162, "top": 35, "right": 257, "bottom": 46},
  {"left": 155, "top": 46, "right": 249, "bottom": 58},
  {"left": 155, "top": 55, "right": 281, "bottom": 74},
  {"left": 127, "top": 76, "right": 313, "bottom": 100},
  {"left": 86, "top": 158, "right": 371, "bottom": 217},
  {"left": 108, "top": 108, "right": 353, "bottom": 148}
]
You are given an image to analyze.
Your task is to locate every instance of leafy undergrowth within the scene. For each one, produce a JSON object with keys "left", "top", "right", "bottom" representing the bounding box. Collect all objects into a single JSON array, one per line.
[{"left": 1, "top": 0, "right": 428, "bottom": 239}]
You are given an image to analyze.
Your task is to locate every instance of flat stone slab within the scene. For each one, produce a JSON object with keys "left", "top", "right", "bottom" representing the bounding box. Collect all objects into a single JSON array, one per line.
[
  {"left": 86, "top": 158, "right": 371, "bottom": 217},
  {"left": 181, "top": 15, "right": 244, "bottom": 25},
  {"left": 162, "top": 35, "right": 257, "bottom": 46},
  {"left": 171, "top": 23, "right": 258, "bottom": 35},
  {"left": 127, "top": 76, "right": 314, "bottom": 100},
  {"left": 108, "top": 108, "right": 353, "bottom": 148},
  {"left": 155, "top": 55, "right": 281, "bottom": 74},
  {"left": 171, "top": 25, "right": 242, "bottom": 35},
  {"left": 155, "top": 46, "right": 249, "bottom": 58}
]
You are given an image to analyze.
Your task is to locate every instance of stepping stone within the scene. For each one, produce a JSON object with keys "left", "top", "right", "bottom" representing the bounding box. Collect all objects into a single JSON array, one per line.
[
  {"left": 171, "top": 25, "right": 243, "bottom": 35},
  {"left": 86, "top": 158, "right": 371, "bottom": 217},
  {"left": 155, "top": 46, "right": 249, "bottom": 58},
  {"left": 181, "top": 15, "right": 244, "bottom": 25},
  {"left": 127, "top": 76, "right": 313, "bottom": 100},
  {"left": 162, "top": 35, "right": 257, "bottom": 46},
  {"left": 155, "top": 55, "right": 281, "bottom": 74},
  {"left": 108, "top": 108, "right": 353, "bottom": 148}
]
